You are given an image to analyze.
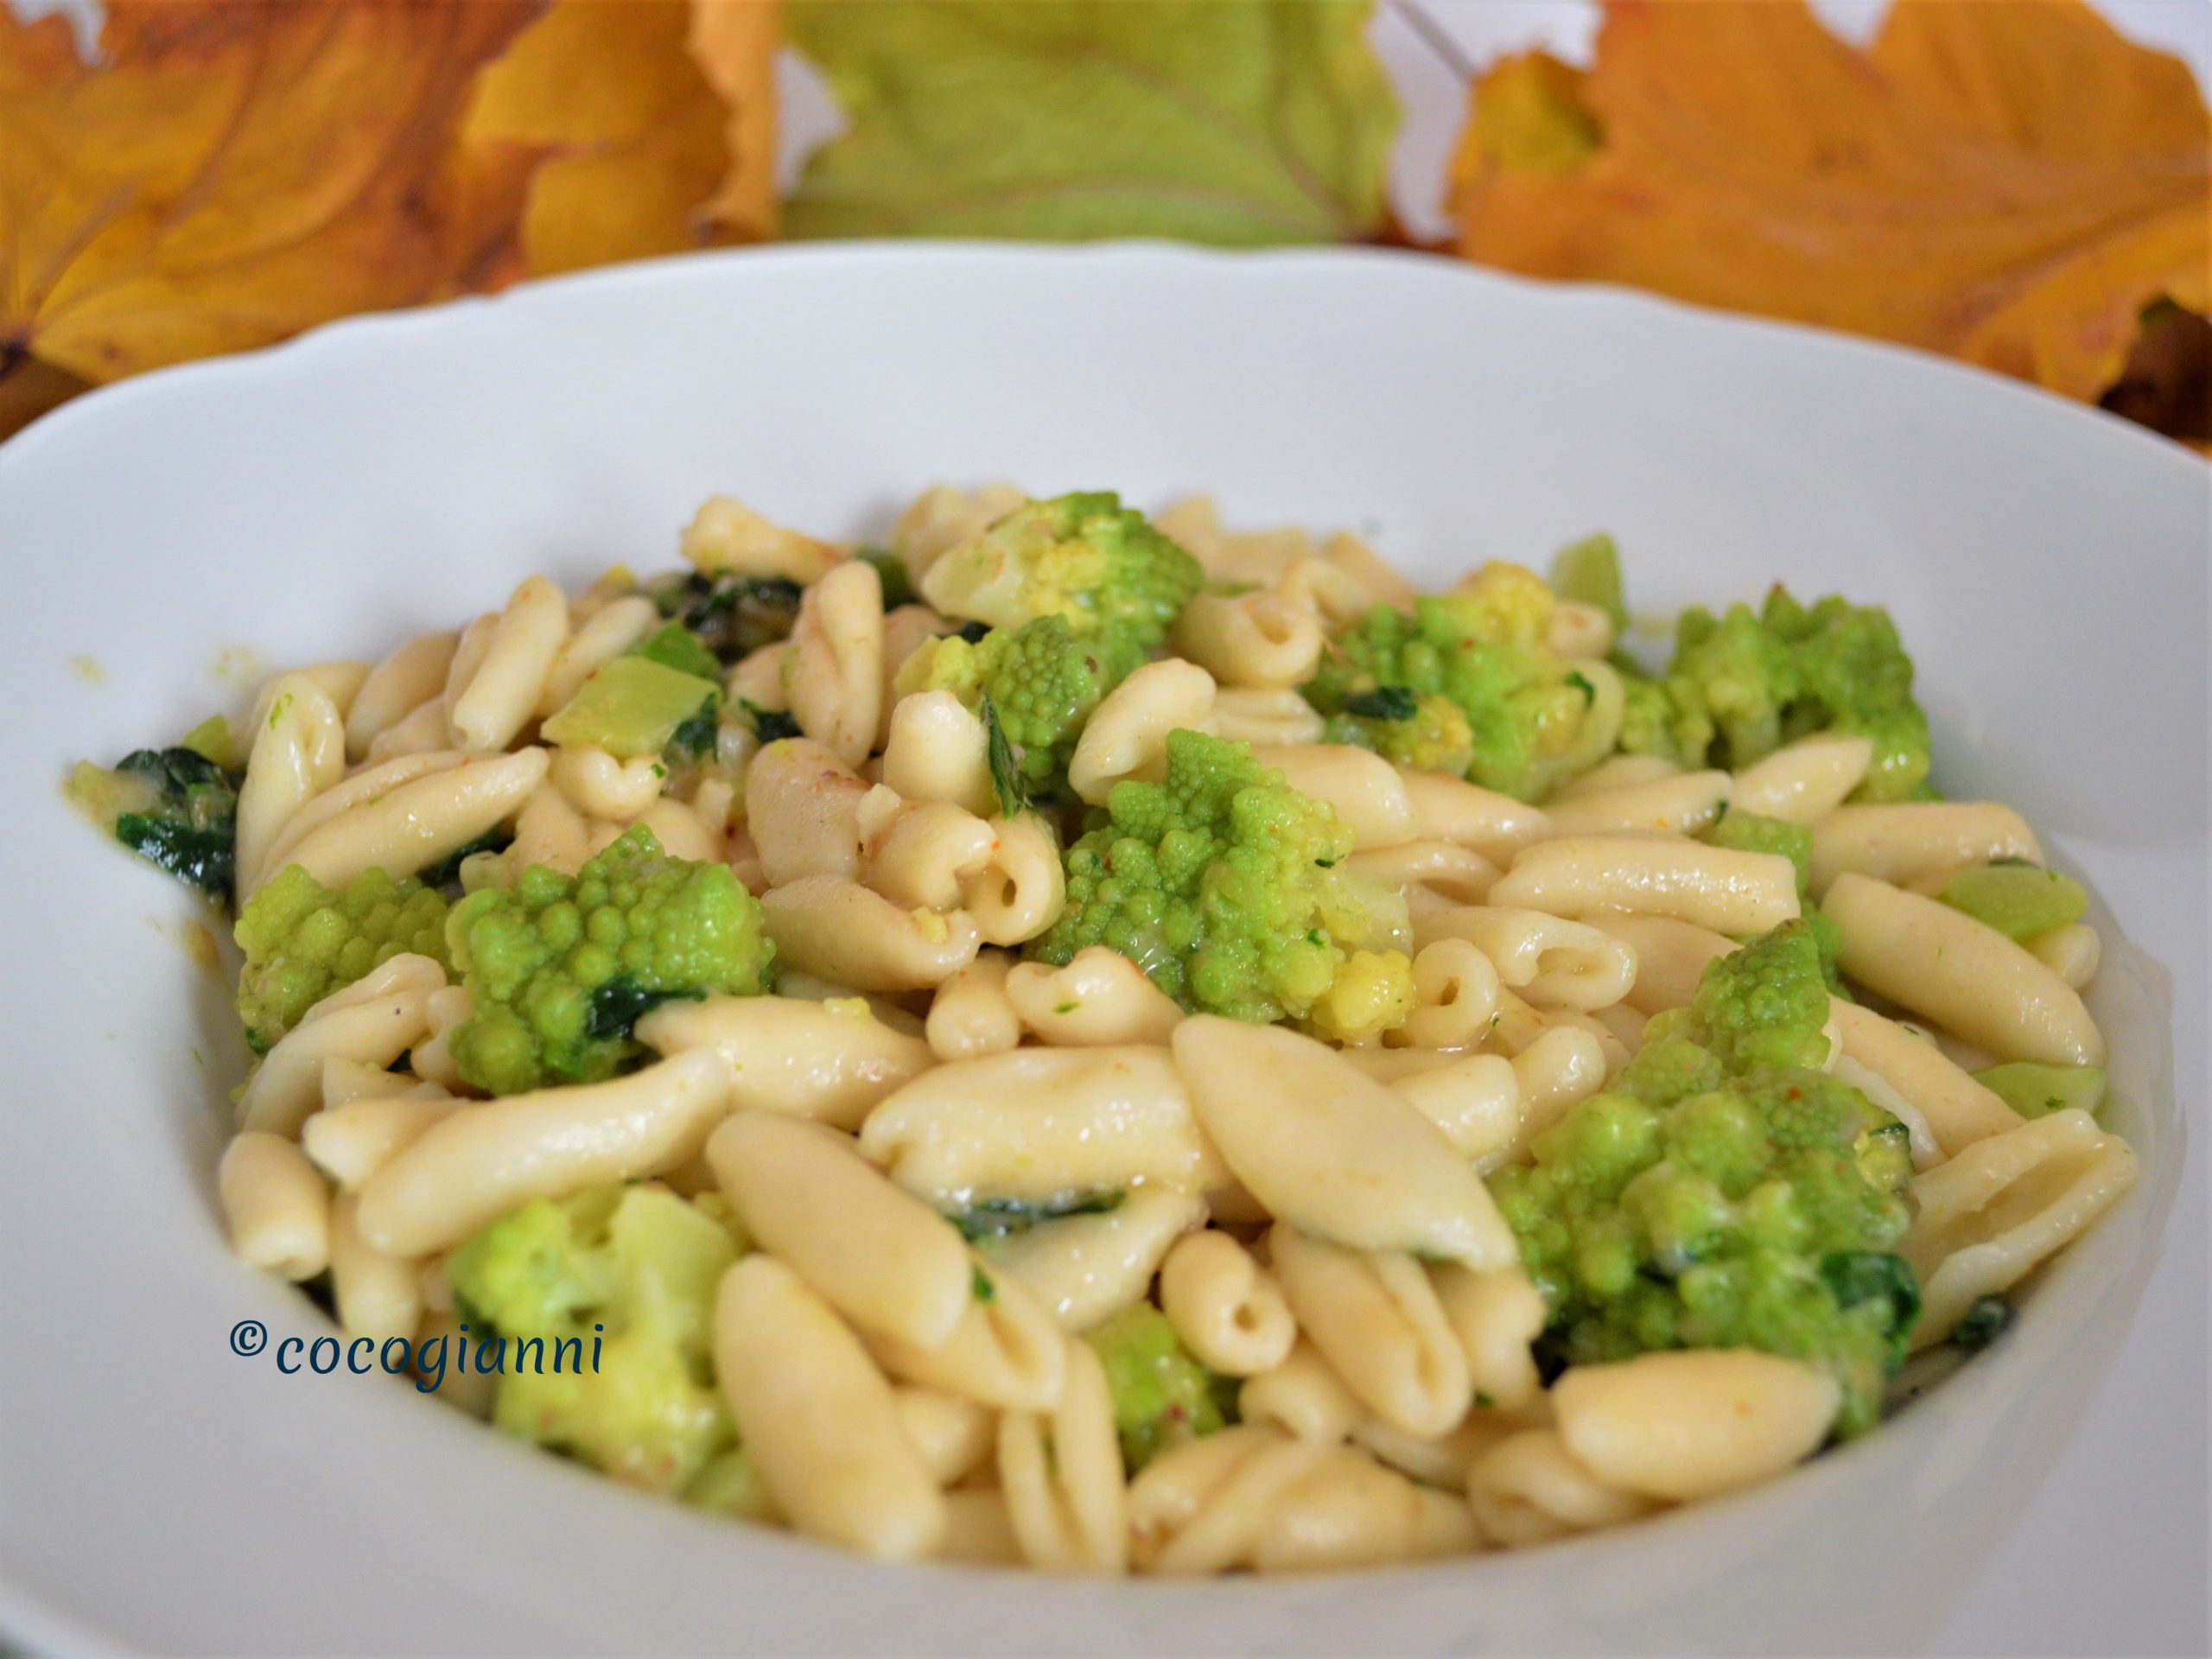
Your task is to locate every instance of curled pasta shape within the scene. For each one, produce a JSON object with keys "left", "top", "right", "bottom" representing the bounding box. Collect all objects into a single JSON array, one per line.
[
  {"left": 1268, "top": 1224, "right": 1471, "bottom": 1440},
  {"left": 727, "top": 640, "right": 791, "bottom": 711},
  {"left": 865, "top": 1259, "right": 1069, "bottom": 1413},
  {"left": 320, "top": 1055, "right": 435, "bottom": 1109},
  {"left": 1173, "top": 1018, "right": 1516, "bottom": 1269},
  {"left": 761, "top": 876, "right": 982, "bottom": 993},
  {"left": 1170, "top": 591, "right": 1322, "bottom": 690},
  {"left": 327, "top": 1192, "right": 423, "bottom": 1345},
  {"left": 1248, "top": 1445, "right": 1480, "bottom": 1574},
  {"left": 499, "top": 782, "right": 593, "bottom": 880},
  {"left": 1069, "top": 658, "right": 1216, "bottom": 805},
  {"left": 1488, "top": 835, "right": 1800, "bottom": 935},
  {"left": 1550, "top": 753, "right": 1680, "bottom": 800},
  {"left": 1825, "top": 1000, "right": 2028, "bottom": 1154},
  {"left": 1349, "top": 841, "right": 1499, "bottom": 915},
  {"left": 1419, "top": 906, "right": 1637, "bottom": 1013},
  {"left": 247, "top": 661, "right": 370, "bottom": 736},
  {"left": 301, "top": 1093, "right": 460, "bottom": 1192},
  {"left": 353, "top": 1049, "right": 730, "bottom": 1256},
  {"left": 550, "top": 744, "right": 665, "bottom": 823},
  {"left": 278, "top": 747, "right": 549, "bottom": 892},
  {"left": 1249, "top": 743, "right": 1414, "bottom": 851},
  {"left": 447, "top": 575, "right": 569, "bottom": 752},
  {"left": 2030, "top": 922, "right": 2101, "bottom": 990},
  {"left": 1463, "top": 1427, "right": 1657, "bottom": 1549},
  {"left": 888, "top": 482, "right": 1024, "bottom": 582},
  {"left": 1352, "top": 1411, "right": 1523, "bottom": 1492},
  {"left": 1003, "top": 946, "right": 1184, "bottom": 1047},
  {"left": 1503, "top": 1025, "right": 1611, "bottom": 1150},
  {"left": 714, "top": 1254, "right": 945, "bottom": 1561},
  {"left": 1128, "top": 1427, "right": 1334, "bottom": 1574},
  {"left": 219, "top": 1132, "right": 332, "bottom": 1281},
  {"left": 537, "top": 594, "right": 658, "bottom": 718},
  {"left": 406, "top": 985, "right": 474, "bottom": 1092},
  {"left": 1394, "top": 938, "right": 1503, "bottom": 1050},
  {"left": 1389, "top": 1053, "right": 1520, "bottom": 1161},
  {"left": 745, "top": 737, "right": 870, "bottom": 886},
  {"left": 1830, "top": 1055, "right": 1944, "bottom": 1171},
  {"left": 683, "top": 495, "right": 844, "bottom": 583},
  {"left": 255, "top": 751, "right": 469, "bottom": 882},
  {"left": 1584, "top": 914, "right": 1738, "bottom": 1016},
  {"left": 1160, "top": 1230, "right": 1297, "bottom": 1377},
  {"left": 1548, "top": 660, "right": 1625, "bottom": 781},
  {"left": 1904, "top": 1109, "right": 2139, "bottom": 1349},
  {"left": 998, "top": 1338, "right": 1129, "bottom": 1573},
  {"left": 1238, "top": 1340, "right": 1363, "bottom": 1443},
  {"left": 1208, "top": 685, "right": 1327, "bottom": 747},
  {"left": 362, "top": 693, "right": 454, "bottom": 763},
  {"left": 1547, "top": 599, "right": 1613, "bottom": 660},
  {"left": 236, "top": 953, "right": 444, "bottom": 1137},
  {"left": 1808, "top": 801, "right": 2043, "bottom": 897},
  {"left": 708, "top": 1111, "right": 975, "bottom": 1349},
  {"left": 1399, "top": 771, "right": 1551, "bottom": 861},
  {"left": 1731, "top": 732, "right": 1873, "bottom": 824},
  {"left": 346, "top": 631, "right": 459, "bottom": 760},
  {"left": 639, "top": 993, "right": 931, "bottom": 1131},
  {"left": 960, "top": 814, "right": 1065, "bottom": 947},
  {"left": 892, "top": 1387, "right": 996, "bottom": 1488},
  {"left": 236, "top": 673, "right": 346, "bottom": 895},
  {"left": 1155, "top": 496, "right": 1307, "bottom": 587},
  {"left": 1428, "top": 1263, "right": 1546, "bottom": 1412},
  {"left": 787, "top": 560, "right": 886, "bottom": 767},
  {"left": 880, "top": 690, "right": 995, "bottom": 818},
  {"left": 988, "top": 1187, "right": 1205, "bottom": 1333},
  {"left": 863, "top": 798, "right": 997, "bottom": 911},
  {"left": 858, "top": 1046, "right": 1226, "bottom": 1205},
  {"left": 925, "top": 952, "right": 1023, "bottom": 1062},
  {"left": 1553, "top": 1350, "right": 1840, "bottom": 1501},
  {"left": 1543, "top": 770, "right": 1732, "bottom": 839},
  {"left": 1825, "top": 873, "right": 2104, "bottom": 1066}
]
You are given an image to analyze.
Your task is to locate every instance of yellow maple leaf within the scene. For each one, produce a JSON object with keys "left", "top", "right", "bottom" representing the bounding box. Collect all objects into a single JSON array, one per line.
[
  {"left": 0, "top": 0, "right": 545, "bottom": 391},
  {"left": 1451, "top": 0, "right": 2210, "bottom": 427}
]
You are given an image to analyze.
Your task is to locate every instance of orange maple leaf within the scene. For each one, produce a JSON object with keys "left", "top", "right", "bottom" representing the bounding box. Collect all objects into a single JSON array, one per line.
[
  {"left": 1451, "top": 0, "right": 2210, "bottom": 426},
  {"left": 0, "top": 0, "right": 545, "bottom": 392}
]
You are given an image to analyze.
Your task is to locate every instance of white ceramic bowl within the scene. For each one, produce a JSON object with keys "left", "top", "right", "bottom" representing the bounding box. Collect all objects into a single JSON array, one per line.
[{"left": 0, "top": 246, "right": 2202, "bottom": 1657}]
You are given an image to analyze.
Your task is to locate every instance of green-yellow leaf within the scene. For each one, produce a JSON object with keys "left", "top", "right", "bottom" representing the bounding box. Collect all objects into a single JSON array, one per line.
[{"left": 785, "top": 1, "right": 1400, "bottom": 245}]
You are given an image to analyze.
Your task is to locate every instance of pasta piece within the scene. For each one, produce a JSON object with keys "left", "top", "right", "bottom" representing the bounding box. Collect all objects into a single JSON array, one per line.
[
  {"left": 327, "top": 1192, "right": 423, "bottom": 1345},
  {"left": 1831, "top": 1054, "right": 1943, "bottom": 1171},
  {"left": 1347, "top": 841, "right": 1500, "bottom": 914},
  {"left": 1208, "top": 685, "right": 1326, "bottom": 747},
  {"left": 1542, "top": 771, "right": 1731, "bottom": 839},
  {"left": 448, "top": 575, "right": 569, "bottom": 752},
  {"left": 960, "top": 814, "right": 1065, "bottom": 948},
  {"left": 744, "top": 737, "right": 869, "bottom": 887},
  {"left": 246, "top": 661, "right": 370, "bottom": 735},
  {"left": 888, "top": 482, "right": 1024, "bottom": 581},
  {"left": 708, "top": 1112, "right": 974, "bottom": 1350},
  {"left": 537, "top": 594, "right": 658, "bottom": 718},
  {"left": 1352, "top": 1409, "right": 1529, "bottom": 1491},
  {"left": 1415, "top": 906, "right": 1637, "bottom": 1013},
  {"left": 683, "top": 496, "right": 844, "bottom": 583},
  {"left": 1500, "top": 1025, "right": 1611, "bottom": 1156},
  {"left": 1584, "top": 914, "right": 1738, "bottom": 1016},
  {"left": 549, "top": 746, "right": 664, "bottom": 823},
  {"left": 1268, "top": 1224, "right": 1471, "bottom": 1440},
  {"left": 1159, "top": 1230, "right": 1297, "bottom": 1377},
  {"left": 880, "top": 604, "right": 959, "bottom": 729},
  {"left": 219, "top": 1132, "right": 332, "bottom": 1281},
  {"left": 865, "top": 1260, "right": 1069, "bottom": 1413},
  {"left": 1399, "top": 771, "right": 1551, "bottom": 861},
  {"left": 353, "top": 1049, "right": 730, "bottom": 1256},
  {"left": 1156, "top": 496, "right": 1307, "bottom": 588},
  {"left": 786, "top": 560, "right": 886, "bottom": 768},
  {"left": 301, "top": 1093, "right": 461, "bottom": 1192},
  {"left": 406, "top": 985, "right": 474, "bottom": 1092},
  {"left": 859, "top": 1046, "right": 1227, "bottom": 1204},
  {"left": 727, "top": 641, "right": 791, "bottom": 711},
  {"left": 1904, "top": 1109, "right": 2139, "bottom": 1349},
  {"left": 1463, "top": 1428, "right": 1657, "bottom": 1548},
  {"left": 1827, "top": 998, "right": 2023, "bottom": 1156},
  {"left": 1553, "top": 1351, "right": 1840, "bottom": 1501},
  {"left": 1547, "top": 599, "right": 1613, "bottom": 660},
  {"left": 924, "top": 953, "right": 1023, "bottom": 1062},
  {"left": 1388, "top": 1053, "right": 1521, "bottom": 1161},
  {"left": 1808, "top": 802, "right": 2042, "bottom": 897},
  {"left": 1128, "top": 1427, "right": 1334, "bottom": 1574},
  {"left": 640, "top": 993, "right": 931, "bottom": 1131},
  {"left": 319, "top": 1056, "right": 435, "bottom": 1109},
  {"left": 1069, "top": 658, "right": 1216, "bottom": 805},
  {"left": 253, "top": 751, "right": 469, "bottom": 880},
  {"left": 1173, "top": 1018, "right": 1516, "bottom": 1270},
  {"left": 864, "top": 798, "right": 997, "bottom": 912},
  {"left": 1249, "top": 744, "right": 1414, "bottom": 851},
  {"left": 1427, "top": 1263, "right": 1546, "bottom": 1412},
  {"left": 1002, "top": 947, "right": 1184, "bottom": 1047},
  {"left": 1238, "top": 1341, "right": 1363, "bottom": 1443},
  {"left": 1246, "top": 1445, "right": 1481, "bottom": 1573},
  {"left": 634, "top": 796, "right": 723, "bottom": 863},
  {"left": 892, "top": 1388, "right": 996, "bottom": 1488},
  {"left": 235, "top": 673, "right": 346, "bottom": 895},
  {"left": 1487, "top": 836, "right": 1800, "bottom": 934},
  {"left": 1730, "top": 732, "right": 1873, "bottom": 824},
  {"left": 988, "top": 1188, "right": 1205, "bottom": 1333},
  {"left": 345, "top": 631, "right": 459, "bottom": 760},
  {"left": 236, "top": 954, "right": 444, "bottom": 1137},
  {"left": 938, "top": 1490, "right": 1024, "bottom": 1566},
  {"left": 1825, "top": 874, "right": 2105, "bottom": 1065},
  {"left": 1392, "top": 938, "right": 1503, "bottom": 1050},
  {"left": 997, "top": 1338, "right": 1129, "bottom": 1572},
  {"left": 761, "top": 877, "right": 982, "bottom": 992},
  {"left": 880, "top": 690, "right": 995, "bottom": 818},
  {"left": 1550, "top": 753, "right": 1681, "bottom": 800},
  {"left": 2030, "top": 923, "right": 2101, "bottom": 991},
  {"left": 496, "top": 782, "right": 591, "bottom": 880},
  {"left": 714, "top": 1254, "right": 944, "bottom": 1561},
  {"left": 277, "top": 747, "right": 549, "bottom": 892},
  {"left": 1170, "top": 591, "right": 1321, "bottom": 690}
]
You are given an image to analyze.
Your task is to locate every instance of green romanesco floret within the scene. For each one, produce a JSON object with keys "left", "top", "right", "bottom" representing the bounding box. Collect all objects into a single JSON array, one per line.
[
  {"left": 1322, "top": 688, "right": 1478, "bottom": 776},
  {"left": 1704, "top": 809, "right": 1852, "bottom": 992},
  {"left": 1304, "top": 563, "right": 1606, "bottom": 801},
  {"left": 917, "top": 491, "right": 1203, "bottom": 653},
  {"left": 1029, "top": 729, "right": 1412, "bottom": 1036},
  {"left": 1488, "top": 922, "right": 1916, "bottom": 1436},
  {"left": 447, "top": 1183, "right": 747, "bottom": 1500},
  {"left": 233, "top": 864, "right": 451, "bottom": 1053},
  {"left": 1085, "top": 1303, "right": 1235, "bottom": 1471},
  {"left": 894, "top": 613, "right": 1138, "bottom": 799},
  {"left": 445, "top": 825, "right": 773, "bottom": 1095},
  {"left": 1621, "top": 587, "right": 1933, "bottom": 800}
]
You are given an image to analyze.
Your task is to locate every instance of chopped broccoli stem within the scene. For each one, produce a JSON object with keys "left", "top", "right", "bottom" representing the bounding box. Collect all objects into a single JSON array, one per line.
[
  {"left": 1938, "top": 863, "right": 2088, "bottom": 941},
  {"left": 1548, "top": 532, "right": 1628, "bottom": 632},
  {"left": 631, "top": 620, "right": 723, "bottom": 683},
  {"left": 1973, "top": 1062, "right": 2107, "bottom": 1120},
  {"left": 542, "top": 655, "right": 721, "bottom": 761}
]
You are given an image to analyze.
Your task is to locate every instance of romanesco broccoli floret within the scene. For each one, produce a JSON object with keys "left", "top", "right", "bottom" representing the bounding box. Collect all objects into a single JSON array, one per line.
[
  {"left": 446, "top": 1183, "right": 746, "bottom": 1498},
  {"left": 1621, "top": 587, "right": 1933, "bottom": 800},
  {"left": 1028, "top": 729, "right": 1412, "bottom": 1037},
  {"left": 1321, "top": 688, "right": 1478, "bottom": 776},
  {"left": 1488, "top": 922, "right": 1916, "bottom": 1436},
  {"left": 233, "top": 865, "right": 451, "bottom": 1053},
  {"left": 895, "top": 613, "right": 1138, "bottom": 800},
  {"left": 917, "top": 491, "right": 1203, "bottom": 653},
  {"left": 1304, "top": 563, "right": 1604, "bottom": 801},
  {"left": 445, "top": 826, "right": 773, "bottom": 1095},
  {"left": 1084, "top": 1303, "right": 1234, "bottom": 1471}
]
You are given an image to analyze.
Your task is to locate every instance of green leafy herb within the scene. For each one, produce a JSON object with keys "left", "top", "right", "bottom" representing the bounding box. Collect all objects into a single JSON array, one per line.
[
  {"left": 1342, "top": 684, "right": 1419, "bottom": 721},
  {"left": 1952, "top": 1294, "right": 2012, "bottom": 1352},
  {"left": 632, "top": 620, "right": 724, "bottom": 683},
  {"left": 859, "top": 549, "right": 917, "bottom": 610},
  {"left": 740, "top": 700, "right": 803, "bottom": 744},
  {"left": 950, "top": 1191, "right": 1123, "bottom": 1243},
  {"left": 971, "top": 1266, "right": 997, "bottom": 1304},
  {"left": 982, "top": 694, "right": 1027, "bottom": 817}
]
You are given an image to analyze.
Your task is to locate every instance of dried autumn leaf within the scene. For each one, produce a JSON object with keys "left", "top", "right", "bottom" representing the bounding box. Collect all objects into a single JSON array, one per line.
[
  {"left": 0, "top": 0, "right": 544, "bottom": 395},
  {"left": 690, "top": 0, "right": 783, "bottom": 243},
  {"left": 1451, "top": 0, "right": 2211, "bottom": 427},
  {"left": 784, "top": 0, "right": 1400, "bottom": 245}
]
